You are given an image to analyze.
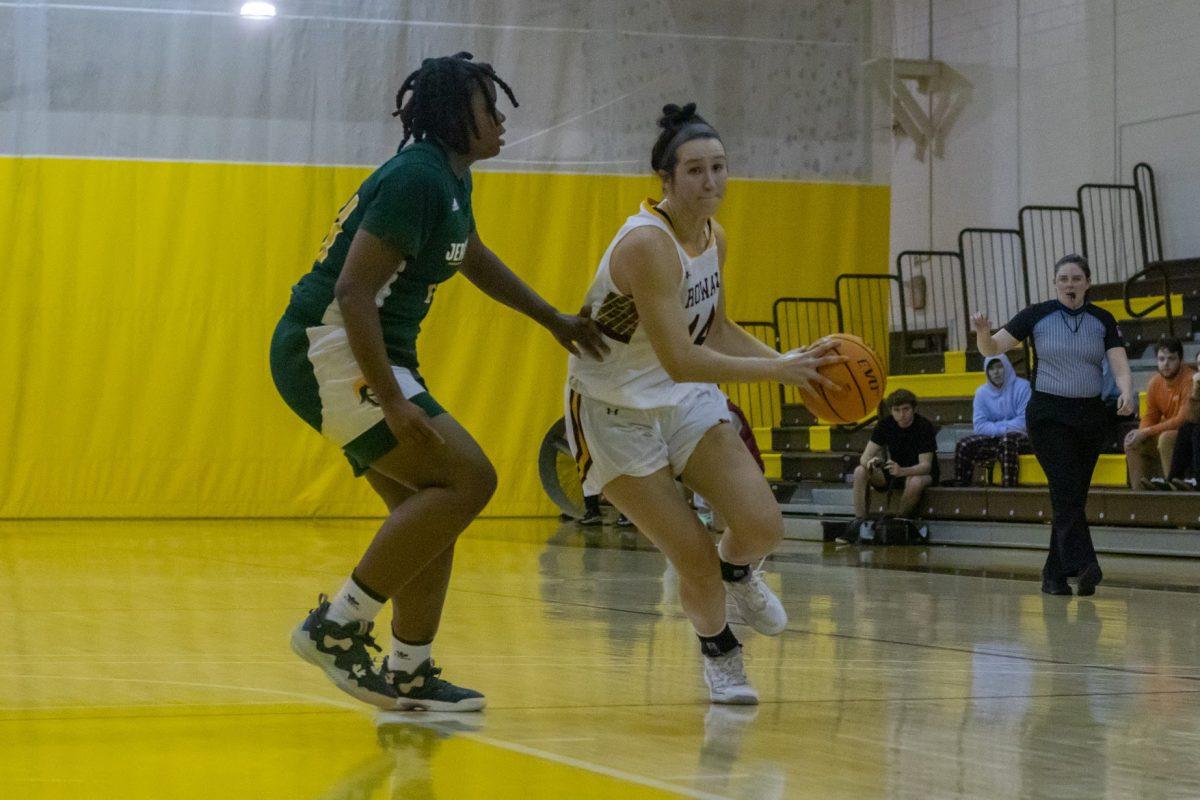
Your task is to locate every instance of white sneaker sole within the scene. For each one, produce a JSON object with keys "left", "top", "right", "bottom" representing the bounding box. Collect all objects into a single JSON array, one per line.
[
  {"left": 710, "top": 688, "right": 759, "bottom": 705},
  {"left": 289, "top": 623, "right": 396, "bottom": 710},
  {"left": 394, "top": 694, "right": 487, "bottom": 713}
]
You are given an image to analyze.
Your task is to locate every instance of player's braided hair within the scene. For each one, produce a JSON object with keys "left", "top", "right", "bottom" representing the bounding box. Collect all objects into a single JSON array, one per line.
[
  {"left": 650, "top": 102, "right": 721, "bottom": 174},
  {"left": 393, "top": 52, "right": 518, "bottom": 153}
]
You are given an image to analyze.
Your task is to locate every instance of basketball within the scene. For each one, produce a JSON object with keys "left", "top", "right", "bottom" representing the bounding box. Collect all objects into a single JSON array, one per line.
[{"left": 797, "top": 333, "right": 887, "bottom": 424}]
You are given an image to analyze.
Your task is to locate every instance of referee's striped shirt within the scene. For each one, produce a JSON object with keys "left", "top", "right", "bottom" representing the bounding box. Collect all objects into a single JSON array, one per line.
[{"left": 1002, "top": 301, "right": 1124, "bottom": 398}]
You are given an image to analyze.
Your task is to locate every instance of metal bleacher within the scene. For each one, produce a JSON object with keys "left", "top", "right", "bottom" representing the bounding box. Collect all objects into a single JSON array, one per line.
[{"left": 734, "top": 163, "right": 1200, "bottom": 556}]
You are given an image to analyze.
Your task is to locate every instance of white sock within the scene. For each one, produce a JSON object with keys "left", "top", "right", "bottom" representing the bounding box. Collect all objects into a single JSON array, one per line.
[
  {"left": 325, "top": 576, "right": 384, "bottom": 626},
  {"left": 391, "top": 637, "right": 433, "bottom": 675}
]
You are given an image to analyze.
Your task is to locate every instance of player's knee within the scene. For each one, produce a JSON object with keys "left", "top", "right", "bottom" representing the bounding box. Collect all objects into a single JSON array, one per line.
[
  {"left": 454, "top": 458, "right": 497, "bottom": 514},
  {"left": 731, "top": 507, "right": 783, "bottom": 550}
]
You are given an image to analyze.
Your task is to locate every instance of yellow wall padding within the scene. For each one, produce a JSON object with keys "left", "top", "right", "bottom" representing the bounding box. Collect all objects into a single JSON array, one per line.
[{"left": 0, "top": 157, "right": 888, "bottom": 517}]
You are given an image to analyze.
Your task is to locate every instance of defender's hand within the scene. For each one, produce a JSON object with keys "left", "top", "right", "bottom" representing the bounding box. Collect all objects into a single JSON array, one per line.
[
  {"left": 382, "top": 397, "right": 444, "bottom": 446},
  {"left": 550, "top": 307, "right": 609, "bottom": 360}
]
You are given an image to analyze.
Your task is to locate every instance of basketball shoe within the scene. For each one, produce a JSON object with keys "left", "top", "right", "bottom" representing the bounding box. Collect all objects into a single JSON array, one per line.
[
  {"left": 703, "top": 647, "right": 758, "bottom": 705},
  {"left": 290, "top": 594, "right": 397, "bottom": 709},
  {"left": 724, "top": 566, "right": 788, "bottom": 635},
  {"left": 384, "top": 657, "right": 486, "bottom": 712}
]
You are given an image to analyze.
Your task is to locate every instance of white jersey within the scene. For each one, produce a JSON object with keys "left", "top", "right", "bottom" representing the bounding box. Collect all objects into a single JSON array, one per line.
[{"left": 567, "top": 199, "right": 722, "bottom": 409}]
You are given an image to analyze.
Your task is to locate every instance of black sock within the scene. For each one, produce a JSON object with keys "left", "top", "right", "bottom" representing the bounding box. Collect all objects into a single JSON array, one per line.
[
  {"left": 350, "top": 571, "right": 388, "bottom": 603},
  {"left": 584, "top": 494, "right": 601, "bottom": 515},
  {"left": 720, "top": 559, "right": 751, "bottom": 583},
  {"left": 698, "top": 625, "right": 740, "bottom": 658}
]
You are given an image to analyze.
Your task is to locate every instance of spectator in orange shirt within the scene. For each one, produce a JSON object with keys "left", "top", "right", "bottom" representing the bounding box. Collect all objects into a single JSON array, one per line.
[
  {"left": 1125, "top": 338, "right": 1196, "bottom": 490},
  {"left": 1166, "top": 351, "right": 1200, "bottom": 490}
]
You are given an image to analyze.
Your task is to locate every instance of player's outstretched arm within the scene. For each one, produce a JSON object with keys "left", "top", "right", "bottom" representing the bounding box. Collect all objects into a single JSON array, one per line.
[
  {"left": 615, "top": 228, "right": 841, "bottom": 390},
  {"left": 459, "top": 231, "right": 608, "bottom": 360}
]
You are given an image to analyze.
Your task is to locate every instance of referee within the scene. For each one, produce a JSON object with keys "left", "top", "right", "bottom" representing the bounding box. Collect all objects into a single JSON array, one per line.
[{"left": 973, "top": 254, "right": 1134, "bottom": 596}]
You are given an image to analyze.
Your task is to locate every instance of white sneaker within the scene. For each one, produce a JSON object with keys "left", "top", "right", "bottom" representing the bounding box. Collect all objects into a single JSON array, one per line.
[
  {"left": 703, "top": 648, "right": 759, "bottom": 705},
  {"left": 724, "top": 568, "right": 788, "bottom": 635}
]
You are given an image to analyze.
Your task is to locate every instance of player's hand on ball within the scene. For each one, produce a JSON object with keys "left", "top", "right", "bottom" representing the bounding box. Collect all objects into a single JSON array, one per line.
[
  {"left": 550, "top": 307, "right": 610, "bottom": 360},
  {"left": 382, "top": 398, "right": 445, "bottom": 446},
  {"left": 777, "top": 339, "right": 846, "bottom": 393}
]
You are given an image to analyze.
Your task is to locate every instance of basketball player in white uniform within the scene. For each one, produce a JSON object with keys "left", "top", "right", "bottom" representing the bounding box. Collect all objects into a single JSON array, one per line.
[{"left": 566, "top": 103, "right": 844, "bottom": 703}]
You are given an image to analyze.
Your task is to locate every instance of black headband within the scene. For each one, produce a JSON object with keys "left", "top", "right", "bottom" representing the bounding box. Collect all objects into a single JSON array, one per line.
[{"left": 658, "top": 122, "right": 721, "bottom": 171}]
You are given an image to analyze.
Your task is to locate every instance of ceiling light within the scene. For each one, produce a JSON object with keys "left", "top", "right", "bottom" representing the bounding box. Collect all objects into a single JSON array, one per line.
[{"left": 240, "top": 2, "right": 276, "bottom": 19}]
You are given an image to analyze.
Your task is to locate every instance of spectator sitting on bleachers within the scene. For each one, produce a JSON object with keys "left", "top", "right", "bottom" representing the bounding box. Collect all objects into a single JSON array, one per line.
[
  {"left": 848, "top": 389, "right": 938, "bottom": 532},
  {"left": 952, "top": 354, "right": 1032, "bottom": 487},
  {"left": 1166, "top": 352, "right": 1200, "bottom": 491},
  {"left": 1124, "top": 337, "right": 1195, "bottom": 490}
]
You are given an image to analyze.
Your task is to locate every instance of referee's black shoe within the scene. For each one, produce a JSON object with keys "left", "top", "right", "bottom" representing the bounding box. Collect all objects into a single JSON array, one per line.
[
  {"left": 1076, "top": 563, "right": 1103, "bottom": 596},
  {"left": 1041, "top": 577, "right": 1072, "bottom": 596}
]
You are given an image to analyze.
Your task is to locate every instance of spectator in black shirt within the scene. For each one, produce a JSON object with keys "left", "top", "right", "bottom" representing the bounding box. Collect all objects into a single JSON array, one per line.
[
  {"left": 850, "top": 389, "right": 938, "bottom": 529},
  {"left": 973, "top": 254, "right": 1134, "bottom": 597}
]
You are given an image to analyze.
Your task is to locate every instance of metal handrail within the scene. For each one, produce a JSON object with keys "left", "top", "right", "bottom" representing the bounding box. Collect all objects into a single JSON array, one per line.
[{"left": 1122, "top": 262, "right": 1174, "bottom": 337}]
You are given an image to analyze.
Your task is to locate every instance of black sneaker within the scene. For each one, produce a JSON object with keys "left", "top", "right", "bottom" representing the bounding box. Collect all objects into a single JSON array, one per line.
[
  {"left": 1170, "top": 478, "right": 1198, "bottom": 491},
  {"left": 576, "top": 508, "right": 603, "bottom": 527},
  {"left": 290, "top": 594, "right": 397, "bottom": 709},
  {"left": 835, "top": 517, "right": 866, "bottom": 544},
  {"left": 1141, "top": 477, "right": 1172, "bottom": 491},
  {"left": 385, "top": 658, "right": 486, "bottom": 712},
  {"left": 615, "top": 514, "right": 635, "bottom": 529}
]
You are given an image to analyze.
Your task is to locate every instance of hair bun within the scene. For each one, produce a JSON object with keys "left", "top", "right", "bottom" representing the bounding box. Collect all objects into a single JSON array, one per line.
[{"left": 659, "top": 102, "right": 698, "bottom": 129}]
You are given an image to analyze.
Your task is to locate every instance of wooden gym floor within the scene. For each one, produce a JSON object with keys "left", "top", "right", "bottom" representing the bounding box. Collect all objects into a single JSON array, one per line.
[{"left": 2, "top": 517, "right": 1199, "bottom": 799}]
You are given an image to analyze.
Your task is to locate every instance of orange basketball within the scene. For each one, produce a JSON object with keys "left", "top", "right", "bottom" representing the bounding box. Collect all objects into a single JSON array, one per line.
[{"left": 797, "top": 333, "right": 887, "bottom": 424}]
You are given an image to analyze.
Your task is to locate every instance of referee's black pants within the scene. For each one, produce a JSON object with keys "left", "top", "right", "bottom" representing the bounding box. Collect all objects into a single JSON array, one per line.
[{"left": 1026, "top": 392, "right": 1108, "bottom": 581}]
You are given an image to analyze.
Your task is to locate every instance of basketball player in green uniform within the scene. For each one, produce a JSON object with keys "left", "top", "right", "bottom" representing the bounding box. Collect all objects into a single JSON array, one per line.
[{"left": 271, "top": 53, "right": 606, "bottom": 711}]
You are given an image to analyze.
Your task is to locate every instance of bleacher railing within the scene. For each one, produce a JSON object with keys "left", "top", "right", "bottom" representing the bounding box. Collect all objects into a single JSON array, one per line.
[
  {"left": 958, "top": 227, "right": 1027, "bottom": 333},
  {"left": 1133, "top": 162, "right": 1164, "bottom": 263},
  {"left": 720, "top": 320, "right": 782, "bottom": 430},
  {"left": 772, "top": 297, "right": 840, "bottom": 407},
  {"left": 1077, "top": 183, "right": 1149, "bottom": 286},
  {"left": 835, "top": 273, "right": 907, "bottom": 374},
  {"left": 1018, "top": 205, "right": 1086, "bottom": 303},
  {"left": 896, "top": 250, "right": 968, "bottom": 352},
  {"left": 842, "top": 163, "right": 1165, "bottom": 381},
  {"left": 1123, "top": 263, "right": 1175, "bottom": 337}
]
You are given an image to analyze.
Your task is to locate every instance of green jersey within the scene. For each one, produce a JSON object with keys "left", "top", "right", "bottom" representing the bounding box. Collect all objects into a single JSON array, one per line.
[{"left": 285, "top": 140, "right": 475, "bottom": 368}]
